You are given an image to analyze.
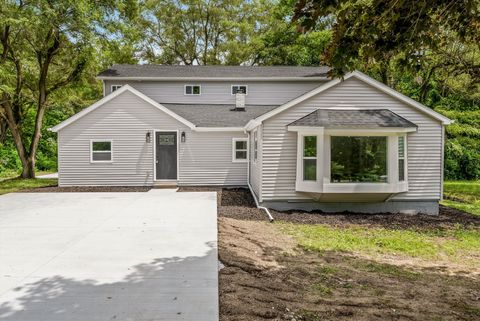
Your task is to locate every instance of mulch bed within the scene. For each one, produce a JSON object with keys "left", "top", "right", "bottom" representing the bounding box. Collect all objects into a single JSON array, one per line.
[
  {"left": 21, "top": 186, "right": 152, "bottom": 193},
  {"left": 181, "top": 187, "right": 480, "bottom": 230}
]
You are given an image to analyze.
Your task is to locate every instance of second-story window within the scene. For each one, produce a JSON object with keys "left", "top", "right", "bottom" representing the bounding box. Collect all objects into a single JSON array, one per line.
[
  {"left": 185, "top": 85, "right": 201, "bottom": 95},
  {"left": 111, "top": 85, "right": 122, "bottom": 92},
  {"left": 232, "top": 85, "right": 247, "bottom": 95}
]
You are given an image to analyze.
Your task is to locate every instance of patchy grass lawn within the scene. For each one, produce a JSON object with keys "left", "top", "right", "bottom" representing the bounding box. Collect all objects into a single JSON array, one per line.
[
  {"left": 0, "top": 178, "right": 58, "bottom": 195},
  {"left": 277, "top": 222, "right": 480, "bottom": 267},
  {"left": 0, "top": 170, "right": 57, "bottom": 180},
  {"left": 220, "top": 217, "right": 480, "bottom": 321},
  {"left": 443, "top": 180, "right": 480, "bottom": 216}
]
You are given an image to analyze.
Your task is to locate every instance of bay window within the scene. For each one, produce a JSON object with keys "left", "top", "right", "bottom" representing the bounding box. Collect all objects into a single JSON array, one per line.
[{"left": 287, "top": 108, "right": 415, "bottom": 196}]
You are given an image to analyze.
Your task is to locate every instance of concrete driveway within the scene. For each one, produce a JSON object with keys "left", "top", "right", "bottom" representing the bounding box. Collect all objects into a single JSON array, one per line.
[{"left": 0, "top": 189, "right": 218, "bottom": 321}]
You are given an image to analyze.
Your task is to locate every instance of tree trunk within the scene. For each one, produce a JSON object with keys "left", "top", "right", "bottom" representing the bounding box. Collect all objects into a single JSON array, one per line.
[
  {"left": 2, "top": 94, "right": 35, "bottom": 179},
  {"left": 20, "top": 157, "right": 35, "bottom": 179}
]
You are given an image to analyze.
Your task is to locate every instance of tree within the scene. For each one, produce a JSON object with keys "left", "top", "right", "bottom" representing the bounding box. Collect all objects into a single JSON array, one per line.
[
  {"left": 0, "top": 0, "right": 137, "bottom": 178},
  {"left": 293, "top": 0, "right": 479, "bottom": 77},
  {"left": 139, "top": 0, "right": 272, "bottom": 65},
  {"left": 254, "top": 0, "right": 332, "bottom": 66}
]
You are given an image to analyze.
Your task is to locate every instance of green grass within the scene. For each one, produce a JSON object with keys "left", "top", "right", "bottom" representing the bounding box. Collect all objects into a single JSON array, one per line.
[
  {"left": 277, "top": 223, "right": 480, "bottom": 265},
  {"left": 443, "top": 180, "right": 480, "bottom": 216},
  {"left": 0, "top": 170, "right": 57, "bottom": 180},
  {"left": 0, "top": 178, "right": 58, "bottom": 195}
]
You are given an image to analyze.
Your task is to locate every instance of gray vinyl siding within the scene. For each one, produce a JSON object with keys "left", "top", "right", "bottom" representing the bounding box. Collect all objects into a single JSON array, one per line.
[
  {"left": 58, "top": 91, "right": 247, "bottom": 186},
  {"left": 261, "top": 77, "right": 443, "bottom": 201},
  {"left": 104, "top": 80, "right": 321, "bottom": 105}
]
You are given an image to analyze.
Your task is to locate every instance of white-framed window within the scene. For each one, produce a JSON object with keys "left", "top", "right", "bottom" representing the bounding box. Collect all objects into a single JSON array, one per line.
[
  {"left": 398, "top": 136, "right": 406, "bottom": 181},
  {"left": 303, "top": 136, "right": 317, "bottom": 181},
  {"left": 185, "top": 85, "right": 201, "bottom": 95},
  {"left": 231, "top": 85, "right": 247, "bottom": 95},
  {"left": 232, "top": 138, "right": 248, "bottom": 162},
  {"left": 253, "top": 130, "right": 258, "bottom": 162},
  {"left": 330, "top": 136, "right": 387, "bottom": 183},
  {"left": 111, "top": 85, "right": 122, "bottom": 92},
  {"left": 91, "top": 140, "right": 113, "bottom": 163}
]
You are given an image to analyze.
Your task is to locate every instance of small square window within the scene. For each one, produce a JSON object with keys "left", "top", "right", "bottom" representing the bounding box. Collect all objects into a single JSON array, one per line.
[
  {"left": 233, "top": 138, "right": 248, "bottom": 162},
  {"left": 91, "top": 141, "right": 112, "bottom": 162},
  {"left": 185, "top": 85, "right": 201, "bottom": 95},
  {"left": 232, "top": 85, "right": 247, "bottom": 95},
  {"left": 111, "top": 85, "right": 122, "bottom": 92}
]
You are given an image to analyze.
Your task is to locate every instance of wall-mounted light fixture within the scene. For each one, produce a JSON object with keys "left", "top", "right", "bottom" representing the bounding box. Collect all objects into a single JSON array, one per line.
[
  {"left": 146, "top": 132, "right": 151, "bottom": 143},
  {"left": 181, "top": 131, "right": 186, "bottom": 143}
]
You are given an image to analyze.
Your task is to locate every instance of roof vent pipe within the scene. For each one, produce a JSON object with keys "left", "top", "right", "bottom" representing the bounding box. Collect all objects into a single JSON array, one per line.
[{"left": 235, "top": 92, "right": 246, "bottom": 111}]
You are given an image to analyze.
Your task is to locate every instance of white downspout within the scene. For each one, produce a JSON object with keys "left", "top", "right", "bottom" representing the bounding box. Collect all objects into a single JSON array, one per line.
[{"left": 246, "top": 131, "right": 274, "bottom": 222}]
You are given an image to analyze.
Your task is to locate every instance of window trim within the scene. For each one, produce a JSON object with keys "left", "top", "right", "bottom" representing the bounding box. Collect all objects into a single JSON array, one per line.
[
  {"left": 232, "top": 138, "right": 248, "bottom": 163},
  {"left": 303, "top": 136, "right": 317, "bottom": 181},
  {"left": 231, "top": 85, "right": 248, "bottom": 95},
  {"left": 111, "top": 85, "right": 122, "bottom": 92},
  {"left": 90, "top": 139, "right": 113, "bottom": 163},
  {"left": 184, "top": 84, "right": 201, "bottom": 95}
]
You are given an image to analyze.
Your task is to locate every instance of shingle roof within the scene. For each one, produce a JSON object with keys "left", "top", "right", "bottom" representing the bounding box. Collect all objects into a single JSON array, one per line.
[
  {"left": 288, "top": 109, "right": 417, "bottom": 128},
  {"left": 162, "top": 104, "right": 278, "bottom": 127},
  {"left": 98, "top": 64, "right": 330, "bottom": 79}
]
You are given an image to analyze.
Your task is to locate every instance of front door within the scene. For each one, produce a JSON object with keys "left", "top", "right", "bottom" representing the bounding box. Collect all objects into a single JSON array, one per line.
[{"left": 155, "top": 132, "right": 177, "bottom": 180}]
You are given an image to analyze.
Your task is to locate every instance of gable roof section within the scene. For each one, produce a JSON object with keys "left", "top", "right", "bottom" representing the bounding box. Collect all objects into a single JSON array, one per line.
[
  {"left": 97, "top": 64, "right": 330, "bottom": 81},
  {"left": 247, "top": 71, "right": 452, "bottom": 128},
  {"left": 49, "top": 85, "right": 196, "bottom": 132}
]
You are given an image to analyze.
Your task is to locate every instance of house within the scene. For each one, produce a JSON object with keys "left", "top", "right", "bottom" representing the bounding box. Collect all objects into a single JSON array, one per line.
[{"left": 50, "top": 65, "right": 452, "bottom": 214}]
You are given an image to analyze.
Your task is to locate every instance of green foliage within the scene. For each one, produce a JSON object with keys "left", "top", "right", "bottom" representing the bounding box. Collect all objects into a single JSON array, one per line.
[
  {"left": 293, "top": 0, "right": 479, "bottom": 76},
  {"left": 139, "top": 0, "right": 272, "bottom": 65},
  {"left": 255, "top": 0, "right": 332, "bottom": 65}
]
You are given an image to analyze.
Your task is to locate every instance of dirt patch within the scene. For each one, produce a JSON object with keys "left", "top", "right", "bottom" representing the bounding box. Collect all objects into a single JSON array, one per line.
[
  {"left": 219, "top": 218, "right": 480, "bottom": 321},
  {"left": 219, "top": 217, "right": 295, "bottom": 269},
  {"left": 21, "top": 186, "right": 152, "bottom": 193}
]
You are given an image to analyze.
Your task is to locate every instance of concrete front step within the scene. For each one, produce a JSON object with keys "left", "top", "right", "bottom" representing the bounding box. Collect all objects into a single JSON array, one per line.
[{"left": 153, "top": 181, "right": 178, "bottom": 189}]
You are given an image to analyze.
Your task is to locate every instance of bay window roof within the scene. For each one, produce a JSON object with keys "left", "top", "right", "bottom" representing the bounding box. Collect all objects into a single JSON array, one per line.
[{"left": 288, "top": 109, "right": 417, "bottom": 129}]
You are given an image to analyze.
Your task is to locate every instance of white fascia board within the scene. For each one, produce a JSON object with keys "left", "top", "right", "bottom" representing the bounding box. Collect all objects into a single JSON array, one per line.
[
  {"left": 244, "top": 119, "right": 262, "bottom": 131},
  {"left": 193, "top": 127, "right": 245, "bottom": 132},
  {"left": 49, "top": 85, "right": 196, "bottom": 132},
  {"left": 97, "top": 76, "right": 330, "bottom": 82},
  {"left": 324, "top": 127, "right": 417, "bottom": 135},
  {"left": 251, "top": 71, "right": 452, "bottom": 125}
]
